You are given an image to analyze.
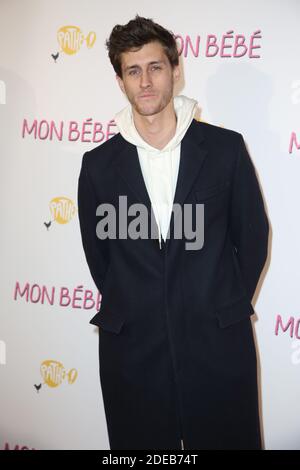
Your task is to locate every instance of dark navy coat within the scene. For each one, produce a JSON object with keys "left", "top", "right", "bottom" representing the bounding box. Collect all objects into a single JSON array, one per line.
[{"left": 77, "top": 119, "right": 269, "bottom": 450}]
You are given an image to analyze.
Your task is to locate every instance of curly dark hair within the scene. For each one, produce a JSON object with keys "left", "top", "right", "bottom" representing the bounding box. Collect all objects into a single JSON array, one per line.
[{"left": 105, "top": 14, "right": 179, "bottom": 78}]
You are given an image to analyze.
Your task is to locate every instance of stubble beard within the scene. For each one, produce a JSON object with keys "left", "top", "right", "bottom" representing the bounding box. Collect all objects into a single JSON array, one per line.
[{"left": 129, "top": 79, "right": 174, "bottom": 117}]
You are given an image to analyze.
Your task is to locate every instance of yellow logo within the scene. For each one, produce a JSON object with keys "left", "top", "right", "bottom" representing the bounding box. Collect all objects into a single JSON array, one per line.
[
  {"left": 49, "top": 197, "right": 76, "bottom": 225},
  {"left": 40, "top": 360, "right": 78, "bottom": 388},
  {"left": 57, "top": 26, "right": 96, "bottom": 55}
]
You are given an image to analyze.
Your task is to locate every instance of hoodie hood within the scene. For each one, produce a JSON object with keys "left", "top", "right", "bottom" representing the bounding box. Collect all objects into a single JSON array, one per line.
[{"left": 114, "top": 94, "right": 198, "bottom": 153}]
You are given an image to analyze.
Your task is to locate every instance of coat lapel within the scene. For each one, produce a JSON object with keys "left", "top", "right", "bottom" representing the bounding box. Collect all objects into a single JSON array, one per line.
[
  {"left": 173, "top": 120, "right": 208, "bottom": 209},
  {"left": 114, "top": 119, "right": 208, "bottom": 244}
]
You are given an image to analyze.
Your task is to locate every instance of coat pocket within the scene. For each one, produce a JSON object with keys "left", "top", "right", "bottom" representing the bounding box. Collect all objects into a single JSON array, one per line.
[
  {"left": 215, "top": 295, "right": 254, "bottom": 328},
  {"left": 195, "top": 179, "right": 231, "bottom": 202},
  {"left": 89, "top": 305, "right": 125, "bottom": 334}
]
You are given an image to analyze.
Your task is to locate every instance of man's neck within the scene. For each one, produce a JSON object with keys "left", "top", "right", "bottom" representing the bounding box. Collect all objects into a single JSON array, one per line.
[{"left": 132, "top": 101, "right": 177, "bottom": 150}]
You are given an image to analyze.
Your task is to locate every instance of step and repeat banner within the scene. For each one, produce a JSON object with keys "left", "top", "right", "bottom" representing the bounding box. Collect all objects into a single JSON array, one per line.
[{"left": 0, "top": 0, "right": 299, "bottom": 450}]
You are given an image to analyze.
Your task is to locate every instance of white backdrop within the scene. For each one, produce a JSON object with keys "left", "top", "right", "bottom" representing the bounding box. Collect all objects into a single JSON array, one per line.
[{"left": 0, "top": 0, "right": 300, "bottom": 450}]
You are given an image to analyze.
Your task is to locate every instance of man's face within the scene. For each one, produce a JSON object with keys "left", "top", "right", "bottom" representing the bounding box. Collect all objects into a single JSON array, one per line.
[{"left": 116, "top": 41, "right": 180, "bottom": 117}]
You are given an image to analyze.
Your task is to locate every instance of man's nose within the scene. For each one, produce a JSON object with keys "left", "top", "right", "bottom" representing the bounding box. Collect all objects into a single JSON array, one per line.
[{"left": 140, "top": 70, "right": 152, "bottom": 88}]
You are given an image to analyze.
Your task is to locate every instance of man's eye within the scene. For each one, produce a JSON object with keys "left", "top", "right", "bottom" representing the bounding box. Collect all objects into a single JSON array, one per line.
[{"left": 128, "top": 66, "right": 161, "bottom": 76}]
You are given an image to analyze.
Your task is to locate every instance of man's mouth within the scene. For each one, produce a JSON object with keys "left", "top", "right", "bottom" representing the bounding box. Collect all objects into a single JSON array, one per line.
[{"left": 139, "top": 94, "right": 156, "bottom": 99}]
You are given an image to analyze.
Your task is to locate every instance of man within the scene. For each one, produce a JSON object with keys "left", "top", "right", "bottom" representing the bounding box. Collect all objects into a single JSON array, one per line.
[{"left": 77, "top": 15, "right": 269, "bottom": 450}]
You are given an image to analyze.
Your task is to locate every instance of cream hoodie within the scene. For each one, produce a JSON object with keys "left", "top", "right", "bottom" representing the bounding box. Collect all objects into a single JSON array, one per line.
[{"left": 114, "top": 94, "right": 198, "bottom": 248}]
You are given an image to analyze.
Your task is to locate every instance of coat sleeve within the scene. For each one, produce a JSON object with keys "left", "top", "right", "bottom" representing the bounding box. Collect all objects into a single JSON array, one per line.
[
  {"left": 229, "top": 134, "right": 269, "bottom": 302},
  {"left": 77, "top": 152, "right": 109, "bottom": 294}
]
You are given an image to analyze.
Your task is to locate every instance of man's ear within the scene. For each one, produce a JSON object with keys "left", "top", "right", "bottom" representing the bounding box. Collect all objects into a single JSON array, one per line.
[
  {"left": 116, "top": 74, "right": 125, "bottom": 94},
  {"left": 173, "top": 64, "right": 180, "bottom": 83}
]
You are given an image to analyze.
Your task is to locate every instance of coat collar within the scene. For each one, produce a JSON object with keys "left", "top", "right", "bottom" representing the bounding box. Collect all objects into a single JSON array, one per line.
[{"left": 114, "top": 118, "right": 208, "bottom": 244}]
